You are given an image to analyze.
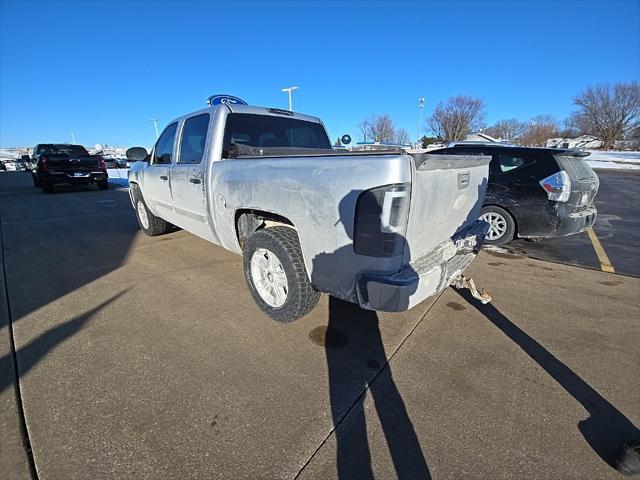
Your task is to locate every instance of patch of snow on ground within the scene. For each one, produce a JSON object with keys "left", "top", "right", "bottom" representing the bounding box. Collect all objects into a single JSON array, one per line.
[
  {"left": 585, "top": 150, "right": 640, "bottom": 170},
  {"left": 587, "top": 160, "right": 640, "bottom": 171},
  {"left": 107, "top": 168, "right": 129, "bottom": 188}
]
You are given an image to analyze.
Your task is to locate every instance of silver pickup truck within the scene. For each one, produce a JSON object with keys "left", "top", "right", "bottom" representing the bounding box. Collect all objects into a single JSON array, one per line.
[{"left": 127, "top": 98, "right": 490, "bottom": 322}]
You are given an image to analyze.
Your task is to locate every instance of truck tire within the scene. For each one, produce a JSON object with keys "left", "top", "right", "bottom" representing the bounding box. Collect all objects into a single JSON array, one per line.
[
  {"left": 243, "top": 226, "right": 320, "bottom": 323},
  {"left": 97, "top": 180, "right": 109, "bottom": 190},
  {"left": 479, "top": 205, "right": 516, "bottom": 246},
  {"left": 32, "top": 174, "right": 41, "bottom": 187},
  {"left": 41, "top": 182, "right": 54, "bottom": 194},
  {"left": 132, "top": 189, "right": 170, "bottom": 236}
]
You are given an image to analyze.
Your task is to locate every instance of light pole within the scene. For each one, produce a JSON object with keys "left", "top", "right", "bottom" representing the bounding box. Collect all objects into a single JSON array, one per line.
[
  {"left": 150, "top": 118, "right": 159, "bottom": 139},
  {"left": 417, "top": 97, "right": 425, "bottom": 146},
  {"left": 70, "top": 131, "right": 76, "bottom": 144},
  {"left": 281, "top": 86, "right": 299, "bottom": 111}
]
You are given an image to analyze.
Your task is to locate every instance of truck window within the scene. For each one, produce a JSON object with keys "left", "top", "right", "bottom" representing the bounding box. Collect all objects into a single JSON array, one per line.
[
  {"left": 223, "top": 113, "right": 331, "bottom": 154},
  {"left": 153, "top": 122, "right": 178, "bottom": 165},
  {"left": 178, "top": 114, "right": 209, "bottom": 164}
]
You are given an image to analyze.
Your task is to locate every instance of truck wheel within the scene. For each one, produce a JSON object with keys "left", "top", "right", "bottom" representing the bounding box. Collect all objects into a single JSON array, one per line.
[
  {"left": 32, "top": 174, "right": 41, "bottom": 187},
  {"left": 244, "top": 226, "right": 320, "bottom": 323},
  {"left": 132, "top": 190, "right": 170, "bottom": 236},
  {"left": 41, "top": 182, "right": 54, "bottom": 194},
  {"left": 97, "top": 180, "right": 109, "bottom": 190},
  {"left": 479, "top": 205, "right": 515, "bottom": 246}
]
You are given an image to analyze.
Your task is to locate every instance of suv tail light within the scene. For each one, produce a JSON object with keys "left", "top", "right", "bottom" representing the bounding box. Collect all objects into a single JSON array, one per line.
[
  {"left": 97, "top": 155, "right": 106, "bottom": 171},
  {"left": 38, "top": 156, "right": 49, "bottom": 173},
  {"left": 354, "top": 184, "right": 410, "bottom": 257},
  {"left": 540, "top": 171, "right": 571, "bottom": 202}
]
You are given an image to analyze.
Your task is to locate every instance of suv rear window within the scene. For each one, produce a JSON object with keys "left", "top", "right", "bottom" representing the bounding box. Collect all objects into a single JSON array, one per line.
[
  {"left": 554, "top": 154, "right": 596, "bottom": 180},
  {"left": 223, "top": 114, "right": 331, "bottom": 153}
]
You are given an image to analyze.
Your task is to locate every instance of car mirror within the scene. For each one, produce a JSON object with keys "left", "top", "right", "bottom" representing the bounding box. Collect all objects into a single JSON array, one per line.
[{"left": 126, "top": 147, "right": 149, "bottom": 162}]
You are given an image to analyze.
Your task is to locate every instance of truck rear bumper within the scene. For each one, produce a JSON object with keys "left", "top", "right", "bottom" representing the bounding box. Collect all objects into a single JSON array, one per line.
[
  {"left": 356, "top": 220, "right": 489, "bottom": 312},
  {"left": 41, "top": 172, "right": 107, "bottom": 185}
]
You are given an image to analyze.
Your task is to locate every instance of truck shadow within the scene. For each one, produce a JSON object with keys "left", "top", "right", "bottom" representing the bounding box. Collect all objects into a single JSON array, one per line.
[
  {"left": 0, "top": 292, "right": 126, "bottom": 394},
  {"left": 453, "top": 288, "right": 640, "bottom": 471}
]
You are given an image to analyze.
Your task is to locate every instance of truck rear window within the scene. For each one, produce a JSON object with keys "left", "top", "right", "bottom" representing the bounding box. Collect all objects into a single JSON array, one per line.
[
  {"left": 223, "top": 114, "right": 331, "bottom": 153},
  {"left": 38, "top": 145, "right": 89, "bottom": 156}
]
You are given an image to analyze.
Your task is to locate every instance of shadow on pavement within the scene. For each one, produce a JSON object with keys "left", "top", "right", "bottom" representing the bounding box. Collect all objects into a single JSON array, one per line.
[
  {"left": 0, "top": 292, "right": 126, "bottom": 394},
  {"left": 454, "top": 288, "right": 640, "bottom": 472}
]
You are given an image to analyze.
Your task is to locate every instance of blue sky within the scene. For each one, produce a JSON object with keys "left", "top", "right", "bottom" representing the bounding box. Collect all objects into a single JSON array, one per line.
[{"left": 1, "top": 0, "right": 638, "bottom": 147}]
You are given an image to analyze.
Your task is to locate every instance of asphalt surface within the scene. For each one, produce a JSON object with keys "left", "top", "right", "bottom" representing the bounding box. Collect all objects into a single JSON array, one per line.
[
  {"left": 503, "top": 170, "right": 640, "bottom": 277},
  {"left": 0, "top": 171, "right": 638, "bottom": 479}
]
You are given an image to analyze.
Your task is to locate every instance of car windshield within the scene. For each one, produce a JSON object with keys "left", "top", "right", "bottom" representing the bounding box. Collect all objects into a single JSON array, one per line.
[
  {"left": 223, "top": 113, "right": 331, "bottom": 153},
  {"left": 39, "top": 145, "right": 89, "bottom": 156}
]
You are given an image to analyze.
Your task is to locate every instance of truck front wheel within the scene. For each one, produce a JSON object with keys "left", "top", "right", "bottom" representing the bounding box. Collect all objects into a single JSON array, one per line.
[
  {"left": 243, "top": 226, "right": 320, "bottom": 323},
  {"left": 132, "top": 190, "right": 170, "bottom": 236}
]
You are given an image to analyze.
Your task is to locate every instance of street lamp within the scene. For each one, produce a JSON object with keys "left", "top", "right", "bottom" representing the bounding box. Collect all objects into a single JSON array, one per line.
[
  {"left": 417, "top": 97, "right": 425, "bottom": 146},
  {"left": 150, "top": 118, "right": 159, "bottom": 139},
  {"left": 281, "top": 86, "right": 299, "bottom": 111}
]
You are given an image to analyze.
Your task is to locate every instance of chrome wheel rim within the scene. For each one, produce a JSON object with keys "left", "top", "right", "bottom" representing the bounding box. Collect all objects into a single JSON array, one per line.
[
  {"left": 137, "top": 200, "right": 149, "bottom": 229},
  {"left": 250, "top": 248, "right": 288, "bottom": 308},
  {"left": 480, "top": 212, "right": 507, "bottom": 240}
]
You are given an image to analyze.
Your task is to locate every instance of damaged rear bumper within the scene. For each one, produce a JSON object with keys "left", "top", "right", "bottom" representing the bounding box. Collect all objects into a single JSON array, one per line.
[{"left": 356, "top": 219, "right": 489, "bottom": 312}]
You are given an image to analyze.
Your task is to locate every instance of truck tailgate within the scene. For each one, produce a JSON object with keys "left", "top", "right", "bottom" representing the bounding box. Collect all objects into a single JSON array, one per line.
[
  {"left": 405, "top": 154, "right": 490, "bottom": 260},
  {"left": 48, "top": 154, "right": 100, "bottom": 172}
]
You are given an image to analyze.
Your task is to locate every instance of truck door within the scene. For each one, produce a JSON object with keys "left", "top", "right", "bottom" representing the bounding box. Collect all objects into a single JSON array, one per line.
[
  {"left": 170, "top": 113, "right": 216, "bottom": 241},
  {"left": 145, "top": 122, "right": 178, "bottom": 222}
]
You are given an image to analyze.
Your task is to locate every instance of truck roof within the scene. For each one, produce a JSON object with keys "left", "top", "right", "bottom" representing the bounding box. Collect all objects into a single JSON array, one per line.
[{"left": 169, "top": 104, "right": 325, "bottom": 127}]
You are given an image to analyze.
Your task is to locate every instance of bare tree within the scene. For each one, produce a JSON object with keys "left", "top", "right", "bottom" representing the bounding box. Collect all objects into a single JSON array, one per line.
[
  {"left": 368, "top": 114, "right": 396, "bottom": 143},
  {"left": 395, "top": 128, "right": 410, "bottom": 145},
  {"left": 484, "top": 118, "right": 526, "bottom": 141},
  {"left": 573, "top": 82, "right": 640, "bottom": 149},
  {"left": 358, "top": 116, "right": 374, "bottom": 142},
  {"left": 427, "top": 95, "right": 485, "bottom": 142},
  {"left": 520, "top": 115, "right": 560, "bottom": 147}
]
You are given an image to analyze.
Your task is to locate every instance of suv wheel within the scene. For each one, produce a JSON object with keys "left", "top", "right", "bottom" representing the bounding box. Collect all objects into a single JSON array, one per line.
[
  {"left": 480, "top": 206, "right": 516, "bottom": 246},
  {"left": 243, "top": 226, "right": 320, "bottom": 323}
]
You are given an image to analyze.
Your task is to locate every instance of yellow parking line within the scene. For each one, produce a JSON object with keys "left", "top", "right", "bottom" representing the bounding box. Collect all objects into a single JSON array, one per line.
[{"left": 586, "top": 227, "right": 615, "bottom": 273}]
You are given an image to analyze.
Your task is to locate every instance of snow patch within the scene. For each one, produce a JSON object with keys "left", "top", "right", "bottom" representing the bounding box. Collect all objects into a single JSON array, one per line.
[{"left": 107, "top": 168, "right": 129, "bottom": 188}]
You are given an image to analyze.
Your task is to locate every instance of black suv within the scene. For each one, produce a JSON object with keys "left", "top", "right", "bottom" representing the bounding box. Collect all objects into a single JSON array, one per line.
[{"left": 430, "top": 143, "right": 599, "bottom": 245}]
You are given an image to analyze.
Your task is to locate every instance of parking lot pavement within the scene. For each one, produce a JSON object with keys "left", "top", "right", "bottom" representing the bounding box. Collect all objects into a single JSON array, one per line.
[
  {"left": 1, "top": 171, "right": 638, "bottom": 479},
  {"left": 502, "top": 170, "right": 640, "bottom": 277}
]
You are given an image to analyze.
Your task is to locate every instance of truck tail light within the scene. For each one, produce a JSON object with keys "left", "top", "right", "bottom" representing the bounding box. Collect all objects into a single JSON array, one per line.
[
  {"left": 540, "top": 171, "right": 571, "bottom": 202},
  {"left": 354, "top": 184, "right": 410, "bottom": 257},
  {"left": 38, "top": 156, "right": 49, "bottom": 172},
  {"left": 97, "top": 155, "right": 106, "bottom": 171}
]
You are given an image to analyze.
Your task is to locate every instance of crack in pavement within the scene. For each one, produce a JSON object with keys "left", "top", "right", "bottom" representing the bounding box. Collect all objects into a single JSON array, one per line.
[{"left": 292, "top": 290, "right": 445, "bottom": 479}]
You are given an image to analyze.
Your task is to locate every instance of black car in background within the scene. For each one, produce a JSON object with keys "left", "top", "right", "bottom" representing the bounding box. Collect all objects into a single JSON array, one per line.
[
  {"left": 430, "top": 143, "right": 599, "bottom": 245},
  {"left": 30, "top": 144, "right": 109, "bottom": 193}
]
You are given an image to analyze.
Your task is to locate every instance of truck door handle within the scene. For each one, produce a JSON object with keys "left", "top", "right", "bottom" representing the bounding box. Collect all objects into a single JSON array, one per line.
[
  {"left": 160, "top": 175, "right": 168, "bottom": 181},
  {"left": 189, "top": 178, "right": 201, "bottom": 184}
]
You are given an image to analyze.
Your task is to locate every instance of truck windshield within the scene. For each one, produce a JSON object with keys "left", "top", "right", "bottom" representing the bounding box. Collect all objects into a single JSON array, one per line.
[
  {"left": 39, "top": 145, "right": 89, "bottom": 156},
  {"left": 223, "top": 113, "right": 331, "bottom": 153}
]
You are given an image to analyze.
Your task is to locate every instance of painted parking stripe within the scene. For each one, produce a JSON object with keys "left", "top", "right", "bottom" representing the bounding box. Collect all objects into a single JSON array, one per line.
[{"left": 586, "top": 227, "right": 615, "bottom": 273}]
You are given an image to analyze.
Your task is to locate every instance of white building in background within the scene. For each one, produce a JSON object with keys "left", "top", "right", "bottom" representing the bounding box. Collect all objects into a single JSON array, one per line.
[
  {"left": 546, "top": 135, "right": 602, "bottom": 149},
  {"left": 463, "top": 132, "right": 503, "bottom": 143}
]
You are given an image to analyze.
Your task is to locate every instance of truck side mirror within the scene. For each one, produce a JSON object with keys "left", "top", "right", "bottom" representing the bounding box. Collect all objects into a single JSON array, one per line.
[
  {"left": 341, "top": 134, "right": 352, "bottom": 145},
  {"left": 126, "top": 147, "right": 149, "bottom": 162}
]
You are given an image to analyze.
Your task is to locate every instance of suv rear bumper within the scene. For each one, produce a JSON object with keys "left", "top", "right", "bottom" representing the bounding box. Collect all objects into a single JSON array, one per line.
[
  {"left": 356, "top": 220, "right": 489, "bottom": 312},
  {"left": 522, "top": 205, "right": 597, "bottom": 239}
]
